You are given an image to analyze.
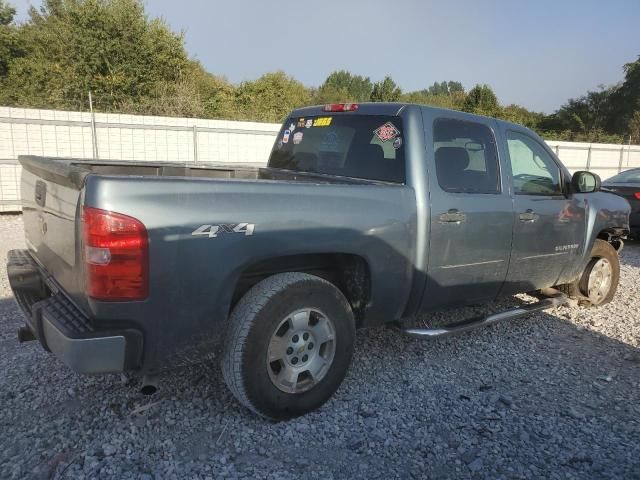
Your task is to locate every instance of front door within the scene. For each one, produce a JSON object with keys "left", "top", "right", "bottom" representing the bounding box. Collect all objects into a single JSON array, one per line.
[
  {"left": 500, "top": 129, "right": 585, "bottom": 294},
  {"left": 422, "top": 115, "right": 514, "bottom": 309}
]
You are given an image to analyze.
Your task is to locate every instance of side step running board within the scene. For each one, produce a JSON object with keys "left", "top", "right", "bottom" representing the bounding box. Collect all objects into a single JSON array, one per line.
[{"left": 402, "top": 292, "right": 567, "bottom": 339}]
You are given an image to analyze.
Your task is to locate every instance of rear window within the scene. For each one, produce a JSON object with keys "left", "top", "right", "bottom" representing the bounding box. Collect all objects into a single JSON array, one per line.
[{"left": 268, "top": 115, "right": 405, "bottom": 183}]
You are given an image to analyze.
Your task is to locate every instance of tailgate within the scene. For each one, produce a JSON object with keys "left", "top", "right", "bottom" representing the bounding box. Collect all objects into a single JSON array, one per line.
[{"left": 19, "top": 156, "right": 89, "bottom": 299}]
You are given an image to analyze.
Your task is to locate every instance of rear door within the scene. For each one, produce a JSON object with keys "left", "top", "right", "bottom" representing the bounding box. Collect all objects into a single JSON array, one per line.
[
  {"left": 421, "top": 112, "right": 514, "bottom": 309},
  {"left": 499, "top": 128, "right": 585, "bottom": 293}
]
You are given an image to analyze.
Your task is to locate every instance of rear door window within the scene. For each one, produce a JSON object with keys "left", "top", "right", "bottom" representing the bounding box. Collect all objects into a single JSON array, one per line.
[
  {"left": 268, "top": 115, "right": 405, "bottom": 183},
  {"left": 433, "top": 118, "right": 501, "bottom": 194}
]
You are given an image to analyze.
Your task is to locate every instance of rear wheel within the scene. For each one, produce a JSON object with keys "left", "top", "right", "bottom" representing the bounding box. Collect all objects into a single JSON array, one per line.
[
  {"left": 561, "top": 239, "right": 620, "bottom": 306},
  {"left": 222, "top": 272, "right": 355, "bottom": 420}
]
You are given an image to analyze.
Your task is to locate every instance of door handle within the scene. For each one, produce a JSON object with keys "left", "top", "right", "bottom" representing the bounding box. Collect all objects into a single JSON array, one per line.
[
  {"left": 519, "top": 209, "right": 539, "bottom": 222},
  {"left": 438, "top": 209, "right": 466, "bottom": 224}
]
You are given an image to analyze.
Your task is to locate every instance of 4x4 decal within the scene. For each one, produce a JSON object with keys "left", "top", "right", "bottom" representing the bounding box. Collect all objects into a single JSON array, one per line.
[{"left": 191, "top": 223, "right": 255, "bottom": 238}]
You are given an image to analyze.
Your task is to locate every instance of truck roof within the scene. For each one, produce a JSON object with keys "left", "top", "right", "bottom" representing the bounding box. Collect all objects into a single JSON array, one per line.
[
  {"left": 290, "top": 102, "right": 527, "bottom": 131},
  {"left": 290, "top": 102, "right": 409, "bottom": 117}
]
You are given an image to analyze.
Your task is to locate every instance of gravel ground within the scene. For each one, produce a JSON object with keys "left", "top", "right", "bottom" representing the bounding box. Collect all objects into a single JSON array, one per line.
[{"left": 1, "top": 213, "right": 639, "bottom": 480}]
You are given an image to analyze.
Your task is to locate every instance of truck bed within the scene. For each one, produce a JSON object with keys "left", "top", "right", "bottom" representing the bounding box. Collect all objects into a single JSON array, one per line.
[
  {"left": 19, "top": 156, "right": 384, "bottom": 188},
  {"left": 17, "top": 155, "right": 415, "bottom": 371}
]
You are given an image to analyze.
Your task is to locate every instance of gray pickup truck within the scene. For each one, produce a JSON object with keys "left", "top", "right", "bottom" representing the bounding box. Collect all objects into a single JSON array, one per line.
[{"left": 7, "top": 103, "right": 631, "bottom": 419}]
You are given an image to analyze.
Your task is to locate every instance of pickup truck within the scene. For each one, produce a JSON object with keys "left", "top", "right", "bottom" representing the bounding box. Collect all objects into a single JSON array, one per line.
[{"left": 7, "top": 103, "right": 631, "bottom": 420}]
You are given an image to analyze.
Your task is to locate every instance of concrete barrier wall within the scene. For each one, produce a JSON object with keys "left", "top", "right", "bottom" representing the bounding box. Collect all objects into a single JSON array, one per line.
[
  {"left": 545, "top": 140, "right": 640, "bottom": 180},
  {"left": 2, "top": 106, "right": 640, "bottom": 211},
  {"left": 0, "top": 106, "right": 281, "bottom": 211}
]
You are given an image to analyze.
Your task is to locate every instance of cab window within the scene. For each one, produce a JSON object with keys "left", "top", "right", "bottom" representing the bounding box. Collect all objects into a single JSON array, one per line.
[
  {"left": 269, "top": 115, "right": 405, "bottom": 183},
  {"left": 507, "top": 131, "right": 562, "bottom": 195}
]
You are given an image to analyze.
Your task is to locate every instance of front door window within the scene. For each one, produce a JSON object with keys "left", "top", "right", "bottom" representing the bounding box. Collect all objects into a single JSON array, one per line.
[{"left": 506, "top": 131, "right": 562, "bottom": 196}]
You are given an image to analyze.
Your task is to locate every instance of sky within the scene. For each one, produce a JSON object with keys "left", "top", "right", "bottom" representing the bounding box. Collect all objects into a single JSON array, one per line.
[{"left": 11, "top": 0, "right": 640, "bottom": 113}]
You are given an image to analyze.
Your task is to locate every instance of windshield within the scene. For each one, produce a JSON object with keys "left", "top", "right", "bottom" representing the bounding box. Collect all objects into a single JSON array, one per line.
[
  {"left": 268, "top": 114, "right": 405, "bottom": 183},
  {"left": 605, "top": 169, "right": 640, "bottom": 184}
]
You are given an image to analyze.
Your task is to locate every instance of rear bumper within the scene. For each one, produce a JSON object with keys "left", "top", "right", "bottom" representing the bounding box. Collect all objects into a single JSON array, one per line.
[{"left": 7, "top": 249, "right": 143, "bottom": 373}]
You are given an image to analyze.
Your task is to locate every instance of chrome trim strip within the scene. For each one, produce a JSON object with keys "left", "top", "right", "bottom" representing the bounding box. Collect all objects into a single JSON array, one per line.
[
  {"left": 439, "top": 259, "right": 504, "bottom": 269},
  {"left": 520, "top": 252, "right": 569, "bottom": 260}
]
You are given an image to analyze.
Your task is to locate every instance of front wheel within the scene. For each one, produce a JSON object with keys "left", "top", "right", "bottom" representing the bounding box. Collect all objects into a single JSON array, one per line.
[
  {"left": 561, "top": 239, "right": 620, "bottom": 306},
  {"left": 221, "top": 272, "right": 355, "bottom": 420}
]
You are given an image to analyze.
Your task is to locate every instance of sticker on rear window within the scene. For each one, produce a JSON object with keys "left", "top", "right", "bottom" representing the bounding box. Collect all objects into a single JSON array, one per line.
[
  {"left": 374, "top": 122, "right": 400, "bottom": 142},
  {"left": 393, "top": 137, "right": 402, "bottom": 149},
  {"left": 282, "top": 129, "right": 291, "bottom": 143},
  {"left": 313, "top": 117, "right": 332, "bottom": 127},
  {"left": 288, "top": 122, "right": 296, "bottom": 132},
  {"left": 297, "top": 118, "right": 306, "bottom": 128},
  {"left": 321, "top": 130, "right": 341, "bottom": 152},
  {"left": 305, "top": 119, "right": 313, "bottom": 128},
  {"left": 293, "top": 132, "right": 303, "bottom": 144},
  {"left": 322, "top": 130, "right": 338, "bottom": 146}
]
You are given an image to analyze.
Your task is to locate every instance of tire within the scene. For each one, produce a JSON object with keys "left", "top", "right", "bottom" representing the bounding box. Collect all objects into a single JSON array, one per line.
[
  {"left": 561, "top": 239, "right": 620, "bottom": 306},
  {"left": 221, "top": 272, "right": 356, "bottom": 420}
]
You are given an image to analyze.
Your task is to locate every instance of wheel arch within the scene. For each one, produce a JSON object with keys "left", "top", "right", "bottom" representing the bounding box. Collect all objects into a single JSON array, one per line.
[
  {"left": 596, "top": 227, "right": 627, "bottom": 251},
  {"left": 228, "top": 253, "right": 372, "bottom": 326}
]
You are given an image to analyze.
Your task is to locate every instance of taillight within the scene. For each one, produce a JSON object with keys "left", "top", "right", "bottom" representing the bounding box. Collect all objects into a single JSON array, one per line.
[
  {"left": 634, "top": 192, "right": 640, "bottom": 200},
  {"left": 322, "top": 103, "right": 359, "bottom": 112},
  {"left": 82, "top": 206, "right": 148, "bottom": 301}
]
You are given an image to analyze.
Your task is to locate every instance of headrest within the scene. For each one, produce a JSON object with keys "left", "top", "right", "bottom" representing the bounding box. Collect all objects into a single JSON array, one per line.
[{"left": 435, "top": 147, "right": 470, "bottom": 172}]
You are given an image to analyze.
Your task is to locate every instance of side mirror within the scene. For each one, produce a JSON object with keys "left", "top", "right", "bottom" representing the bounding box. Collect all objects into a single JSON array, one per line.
[{"left": 571, "top": 171, "right": 601, "bottom": 193}]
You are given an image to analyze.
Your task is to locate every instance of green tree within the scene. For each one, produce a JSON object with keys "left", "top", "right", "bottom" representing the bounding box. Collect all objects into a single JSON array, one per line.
[
  {"left": 427, "top": 80, "right": 464, "bottom": 96},
  {"left": 499, "top": 104, "right": 544, "bottom": 129},
  {"left": 118, "top": 63, "right": 235, "bottom": 118},
  {"left": 402, "top": 80, "right": 466, "bottom": 110},
  {"left": 0, "top": 0, "right": 634, "bottom": 139},
  {"left": 0, "top": 0, "right": 21, "bottom": 79},
  {"left": 234, "top": 71, "right": 311, "bottom": 122},
  {"left": 607, "top": 56, "right": 640, "bottom": 134},
  {"left": 552, "top": 86, "right": 616, "bottom": 135},
  {"left": 315, "top": 70, "right": 372, "bottom": 103},
  {"left": 2, "top": 0, "right": 191, "bottom": 111},
  {"left": 462, "top": 84, "right": 500, "bottom": 116},
  {"left": 401, "top": 90, "right": 466, "bottom": 110},
  {"left": 190, "top": 65, "right": 236, "bottom": 119},
  {"left": 370, "top": 76, "right": 402, "bottom": 102},
  {"left": 539, "top": 128, "right": 624, "bottom": 144},
  {"left": 542, "top": 58, "right": 640, "bottom": 140},
  {"left": 628, "top": 111, "right": 640, "bottom": 144},
  {"left": 446, "top": 81, "right": 464, "bottom": 94},
  {"left": 427, "top": 81, "right": 446, "bottom": 95},
  {"left": 0, "top": 0, "right": 14, "bottom": 23}
]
